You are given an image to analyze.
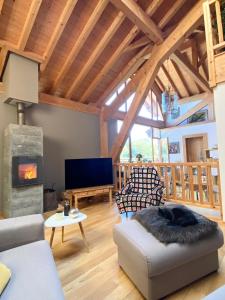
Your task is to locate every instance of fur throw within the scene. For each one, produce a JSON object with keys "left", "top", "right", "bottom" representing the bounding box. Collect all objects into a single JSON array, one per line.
[{"left": 132, "top": 204, "right": 218, "bottom": 244}]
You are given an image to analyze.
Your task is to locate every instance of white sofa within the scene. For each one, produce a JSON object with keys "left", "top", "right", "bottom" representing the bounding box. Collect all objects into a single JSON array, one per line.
[{"left": 0, "top": 214, "right": 64, "bottom": 300}]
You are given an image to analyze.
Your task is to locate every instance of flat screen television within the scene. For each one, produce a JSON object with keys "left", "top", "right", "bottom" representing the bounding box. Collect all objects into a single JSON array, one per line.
[{"left": 65, "top": 158, "right": 113, "bottom": 190}]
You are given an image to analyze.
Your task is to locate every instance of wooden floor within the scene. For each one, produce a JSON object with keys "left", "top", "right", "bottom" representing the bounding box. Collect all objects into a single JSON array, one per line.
[{"left": 44, "top": 199, "right": 225, "bottom": 300}]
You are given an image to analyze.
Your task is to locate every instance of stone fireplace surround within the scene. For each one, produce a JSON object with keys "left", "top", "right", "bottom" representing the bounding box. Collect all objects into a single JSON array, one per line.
[{"left": 3, "top": 123, "right": 43, "bottom": 218}]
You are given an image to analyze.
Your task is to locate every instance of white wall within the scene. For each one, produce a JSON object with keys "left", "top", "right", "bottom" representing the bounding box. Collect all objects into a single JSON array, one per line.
[
  {"left": 214, "top": 82, "right": 225, "bottom": 220},
  {"left": 161, "top": 121, "right": 218, "bottom": 162}
]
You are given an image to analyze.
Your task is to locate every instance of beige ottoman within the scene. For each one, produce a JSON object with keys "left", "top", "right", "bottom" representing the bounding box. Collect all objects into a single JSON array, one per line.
[{"left": 113, "top": 220, "right": 223, "bottom": 300}]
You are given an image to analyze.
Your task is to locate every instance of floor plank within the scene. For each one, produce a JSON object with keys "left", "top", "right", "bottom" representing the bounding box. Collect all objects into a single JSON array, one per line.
[{"left": 44, "top": 200, "right": 225, "bottom": 299}]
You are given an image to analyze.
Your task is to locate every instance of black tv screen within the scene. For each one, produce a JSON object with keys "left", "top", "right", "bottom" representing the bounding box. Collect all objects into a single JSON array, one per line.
[{"left": 65, "top": 158, "right": 113, "bottom": 190}]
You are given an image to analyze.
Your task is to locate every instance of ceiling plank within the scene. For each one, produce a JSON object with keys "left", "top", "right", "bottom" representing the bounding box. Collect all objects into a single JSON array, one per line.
[
  {"left": 17, "top": 0, "right": 42, "bottom": 50},
  {"left": 110, "top": 0, "right": 163, "bottom": 43},
  {"left": 110, "top": 0, "right": 203, "bottom": 161},
  {"left": 65, "top": 11, "right": 125, "bottom": 99},
  {"left": 124, "top": 36, "right": 151, "bottom": 52},
  {"left": 159, "top": 0, "right": 186, "bottom": 29},
  {"left": 166, "top": 98, "right": 211, "bottom": 127},
  {"left": 95, "top": 45, "right": 151, "bottom": 107},
  {"left": 50, "top": 0, "right": 108, "bottom": 93},
  {"left": 161, "top": 64, "right": 181, "bottom": 97},
  {"left": 170, "top": 59, "right": 191, "bottom": 96},
  {"left": 171, "top": 50, "right": 212, "bottom": 93},
  {"left": 79, "top": 1, "right": 163, "bottom": 104},
  {"left": 39, "top": 93, "right": 100, "bottom": 115},
  {"left": 41, "top": 0, "right": 79, "bottom": 72}
]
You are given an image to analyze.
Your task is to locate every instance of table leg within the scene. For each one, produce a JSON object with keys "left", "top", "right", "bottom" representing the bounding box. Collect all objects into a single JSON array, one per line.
[
  {"left": 50, "top": 227, "right": 55, "bottom": 248},
  {"left": 62, "top": 226, "right": 64, "bottom": 243},
  {"left": 78, "top": 222, "right": 89, "bottom": 252},
  {"left": 109, "top": 188, "right": 112, "bottom": 206},
  {"left": 74, "top": 195, "right": 78, "bottom": 209}
]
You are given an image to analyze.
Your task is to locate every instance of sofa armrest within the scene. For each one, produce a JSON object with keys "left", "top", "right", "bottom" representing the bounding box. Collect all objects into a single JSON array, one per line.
[{"left": 0, "top": 214, "right": 44, "bottom": 252}]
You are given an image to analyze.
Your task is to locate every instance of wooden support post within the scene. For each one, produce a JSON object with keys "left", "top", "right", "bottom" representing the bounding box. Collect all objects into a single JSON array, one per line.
[
  {"left": 203, "top": 1, "right": 216, "bottom": 87},
  {"left": 215, "top": 0, "right": 224, "bottom": 43},
  {"left": 207, "top": 165, "right": 214, "bottom": 207},
  {"left": 189, "top": 166, "right": 194, "bottom": 202},
  {"left": 197, "top": 166, "right": 203, "bottom": 204},
  {"left": 100, "top": 109, "right": 109, "bottom": 157}
]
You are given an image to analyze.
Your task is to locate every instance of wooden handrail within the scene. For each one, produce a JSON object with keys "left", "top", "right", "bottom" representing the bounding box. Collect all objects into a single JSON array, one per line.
[{"left": 114, "top": 161, "right": 222, "bottom": 218}]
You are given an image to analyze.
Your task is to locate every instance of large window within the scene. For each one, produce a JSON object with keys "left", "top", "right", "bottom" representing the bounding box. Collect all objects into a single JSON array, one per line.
[
  {"left": 117, "top": 121, "right": 167, "bottom": 163},
  {"left": 131, "top": 124, "right": 153, "bottom": 162},
  {"left": 108, "top": 77, "right": 166, "bottom": 162}
]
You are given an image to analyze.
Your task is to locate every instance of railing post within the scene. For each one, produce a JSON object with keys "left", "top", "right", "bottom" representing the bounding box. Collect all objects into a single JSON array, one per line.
[{"left": 203, "top": 0, "right": 216, "bottom": 86}]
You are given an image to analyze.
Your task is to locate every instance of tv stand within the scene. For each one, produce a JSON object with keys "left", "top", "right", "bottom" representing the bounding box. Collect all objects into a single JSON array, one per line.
[{"left": 66, "top": 185, "right": 113, "bottom": 208}]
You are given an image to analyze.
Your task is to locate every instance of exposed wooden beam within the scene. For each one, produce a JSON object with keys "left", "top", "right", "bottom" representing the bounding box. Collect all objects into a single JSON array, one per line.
[
  {"left": 159, "top": 0, "right": 186, "bottom": 29},
  {"left": 111, "top": 1, "right": 203, "bottom": 161},
  {"left": 103, "top": 72, "right": 141, "bottom": 121},
  {"left": 0, "top": 0, "right": 4, "bottom": 14},
  {"left": 40, "top": 0, "right": 79, "bottom": 72},
  {"left": 155, "top": 75, "right": 165, "bottom": 92},
  {"left": 124, "top": 36, "right": 151, "bottom": 52},
  {"left": 0, "top": 82, "right": 4, "bottom": 93},
  {"left": 195, "top": 45, "right": 208, "bottom": 80},
  {"left": 100, "top": 110, "right": 109, "bottom": 156},
  {"left": 161, "top": 64, "right": 181, "bottom": 97},
  {"left": 178, "top": 92, "right": 212, "bottom": 105},
  {"left": 50, "top": 0, "right": 108, "bottom": 93},
  {"left": 17, "top": 0, "right": 42, "bottom": 50},
  {"left": 166, "top": 98, "right": 211, "bottom": 127},
  {"left": 170, "top": 59, "right": 191, "bottom": 96},
  {"left": 110, "top": 0, "right": 163, "bottom": 43},
  {"left": 65, "top": 11, "right": 125, "bottom": 99},
  {"left": 171, "top": 50, "right": 212, "bottom": 93},
  {"left": 95, "top": 45, "right": 151, "bottom": 107},
  {"left": 197, "top": 51, "right": 207, "bottom": 68},
  {"left": 113, "top": 111, "right": 165, "bottom": 128},
  {"left": 39, "top": 93, "right": 100, "bottom": 115},
  {"left": 79, "top": 1, "right": 166, "bottom": 104},
  {"left": 146, "top": 0, "right": 164, "bottom": 16},
  {"left": 0, "top": 46, "right": 8, "bottom": 78},
  {"left": 152, "top": 81, "right": 163, "bottom": 99}
]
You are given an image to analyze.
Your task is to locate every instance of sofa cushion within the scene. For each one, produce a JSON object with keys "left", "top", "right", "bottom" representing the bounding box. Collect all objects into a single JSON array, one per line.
[
  {"left": 0, "top": 240, "right": 64, "bottom": 300},
  {"left": 131, "top": 167, "right": 162, "bottom": 194},
  {"left": 113, "top": 220, "right": 224, "bottom": 277},
  {"left": 0, "top": 263, "right": 11, "bottom": 295}
]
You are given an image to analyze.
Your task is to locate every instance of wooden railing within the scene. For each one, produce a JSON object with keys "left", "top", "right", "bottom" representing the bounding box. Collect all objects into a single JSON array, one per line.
[
  {"left": 203, "top": 0, "right": 225, "bottom": 86},
  {"left": 114, "top": 162, "right": 222, "bottom": 218}
]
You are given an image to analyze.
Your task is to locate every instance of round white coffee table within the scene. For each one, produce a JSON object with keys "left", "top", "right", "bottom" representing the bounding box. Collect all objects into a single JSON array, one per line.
[{"left": 45, "top": 212, "right": 88, "bottom": 250}]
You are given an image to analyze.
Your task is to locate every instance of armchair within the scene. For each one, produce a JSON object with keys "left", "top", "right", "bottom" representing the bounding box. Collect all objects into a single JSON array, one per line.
[{"left": 116, "top": 167, "right": 164, "bottom": 214}]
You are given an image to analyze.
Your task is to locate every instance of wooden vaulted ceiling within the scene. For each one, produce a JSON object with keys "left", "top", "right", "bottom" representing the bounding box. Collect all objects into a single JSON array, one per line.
[{"left": 0, "top": 0, "right": 210, "bottom": 112}]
